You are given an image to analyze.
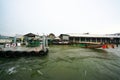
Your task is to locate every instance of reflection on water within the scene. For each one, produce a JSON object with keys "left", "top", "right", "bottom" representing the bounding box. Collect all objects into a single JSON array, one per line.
[{"left": 0, "top": 45, "right": 120, "bottom": 80}]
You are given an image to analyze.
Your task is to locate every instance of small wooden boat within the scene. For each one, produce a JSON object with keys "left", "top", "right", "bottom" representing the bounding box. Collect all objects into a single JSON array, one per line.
[
  {"left": 84, "top": 44, "right": 103, "bottom": 48},
  {"left": 71, "top": 41, "right": 117, "bottom": 49},
  {"left": 78, "top": 42, "right": 103, "bottom": 48}
]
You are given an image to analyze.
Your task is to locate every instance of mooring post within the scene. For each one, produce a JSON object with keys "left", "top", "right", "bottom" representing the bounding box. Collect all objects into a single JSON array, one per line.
[{"left": 42, "top": 34, "right": 47, "bottom": 52}]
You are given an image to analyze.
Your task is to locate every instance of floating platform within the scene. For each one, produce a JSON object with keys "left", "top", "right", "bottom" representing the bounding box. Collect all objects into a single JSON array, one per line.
[{"left": 0, "top": 46, "right": 49, "bottom": 58}]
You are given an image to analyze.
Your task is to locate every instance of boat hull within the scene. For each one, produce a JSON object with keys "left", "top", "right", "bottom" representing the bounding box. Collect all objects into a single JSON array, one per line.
[{"left": 72, "top": 43, "right": 103, "bottom": 49}]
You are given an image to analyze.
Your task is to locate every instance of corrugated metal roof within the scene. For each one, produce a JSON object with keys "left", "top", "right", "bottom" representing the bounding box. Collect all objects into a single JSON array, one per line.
[{"left": 67, "top": 33, "right": 120, "bottom": 38}]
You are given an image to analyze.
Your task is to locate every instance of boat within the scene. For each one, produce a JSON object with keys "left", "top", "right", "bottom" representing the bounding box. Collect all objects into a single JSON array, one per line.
[{"left": 78, "top": 42, "right": 103, "bottom": 48}]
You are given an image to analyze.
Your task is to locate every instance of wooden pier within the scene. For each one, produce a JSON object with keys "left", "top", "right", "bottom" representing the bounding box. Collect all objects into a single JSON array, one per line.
[{"left": 59, "top": 33, "right": 120, "bottom": 48}]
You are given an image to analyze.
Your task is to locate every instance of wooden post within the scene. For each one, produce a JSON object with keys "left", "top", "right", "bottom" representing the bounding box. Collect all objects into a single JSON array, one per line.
[
  {"left": 73, "top": 37, "right": 75, "bottom": 43},
  {"left": 79, "top": 37, "right": 81, "bottom": 42},
  {"left": 90, "top": 38, "right": 92, "bottom": 42},
  {"left": 85, "top": 38, "right": 86, "bottom": 42},
  {"left": 100, "top": 38, "right": 102, "bottom": 43}
]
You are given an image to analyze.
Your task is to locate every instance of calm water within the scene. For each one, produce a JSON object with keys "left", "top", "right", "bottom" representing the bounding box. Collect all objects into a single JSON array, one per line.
[{"left": 0, "top": 45, "right": 120, "bottom": 80}]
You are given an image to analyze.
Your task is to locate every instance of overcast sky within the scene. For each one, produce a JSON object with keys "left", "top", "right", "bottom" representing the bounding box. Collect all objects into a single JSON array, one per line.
[{"left": 0, "top": 0, "right": 120, "bottom": 36}]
